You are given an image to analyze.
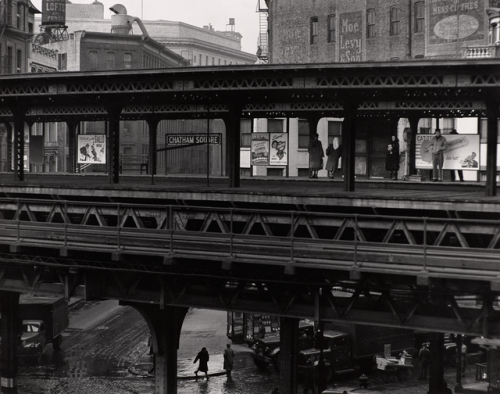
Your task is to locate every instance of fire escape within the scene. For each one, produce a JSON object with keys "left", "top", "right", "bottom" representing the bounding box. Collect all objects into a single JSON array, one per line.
[{"left": 256, "top": 0, "right": 269, "bottom": 63}]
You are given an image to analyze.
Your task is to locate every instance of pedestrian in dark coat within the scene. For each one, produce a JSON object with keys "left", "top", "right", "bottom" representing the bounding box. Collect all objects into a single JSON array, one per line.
[
  {"left": 308, "top": 133, "right": 324, "bottom": 179},
  {"left": 386, "top": 135, "right": 400, "bottom": 180},
  {"left": 325, "top": 137, "right": 342, "bottom": 179},
  {"left": 223, "top": 343, "right": 235, "bottom": 379},
  {"left": 193, "top": 347, "right": 209, "bottom": 380},
  {"left": 418, "top": 343, "right": 430, "bottom": 380}
]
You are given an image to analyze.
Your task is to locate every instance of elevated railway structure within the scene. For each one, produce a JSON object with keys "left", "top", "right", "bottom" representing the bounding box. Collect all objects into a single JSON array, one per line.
[{"left": 0, "top": 60, "right": 499, "bottom": 393}]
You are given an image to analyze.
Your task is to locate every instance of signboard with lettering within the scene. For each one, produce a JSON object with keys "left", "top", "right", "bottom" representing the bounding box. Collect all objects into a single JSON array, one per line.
[
  {"left": 41, "top": 0, "right": 66, "bottom": 26},
  {"left": 270, "top": 133, "right": 288, "bottom": 166},
  {"left": 78, "top": 135, "right": 106, "bottom": 164},
  {"left": 416, "top": 134, "right": 480, "bottom": 170},
  {"left": 339, "top": 11, "right": 363, "bottom": 63},
  {"left": 251, "top": 133, "right": 270, "bottom": 166},
  {"left": 427, "top": 0, "right": 486, "bottom": 56},
  {"left": 165, "top": 134, "right": 222, "bottom": 146}
]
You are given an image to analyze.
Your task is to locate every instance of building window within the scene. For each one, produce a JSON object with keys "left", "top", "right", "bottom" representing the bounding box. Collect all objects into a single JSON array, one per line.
[
  {"left": 124, "top": 53, "right": 132, "bottom": 69},
  {"left": 390, "top": 6, "right": 400, "bottom": 35},
  {"left": 310, "top": 17, "right": 319, "bottom": 44},
  {"left": 16, "top": 49, "right": 22, "bottom": 73},
  {"left": 328, "top": 121, "right": 342, "bottom": 144},
  {"left": 415, "top": 2, "right": 424, "bottom": 33},
  {"left": 206, "top": 55, "right": 208, "bottom": 65},
  {"left": 240, "top": 119, "right": 252, "bottom": 148},
  {"left": 6, "top": 46, "right": 13, "bottom": 74},
  {"left": 17, "top": 2, "right": 24, "bottom": 30},
  {"left": 327, "top": 14, "right": 336, "bottom": 42},
  {"left": 298, "top": 119, "right": 310, "bottom": 149},
  {"left": 88, "top": 51, "right": 98, "bottom": 70},
  {"left": 367, "top": 9, "right": 375, "bottom": 38},
  {"left": 106, "top": 52, "right": 115, "bottom": 70},
  {"left": 58, "top": 53, "right": 67, "bottom": 71}
]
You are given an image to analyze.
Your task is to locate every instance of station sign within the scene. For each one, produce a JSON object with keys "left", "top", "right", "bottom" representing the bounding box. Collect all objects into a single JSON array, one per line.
[{"left": 165, "top": 134, "right": 222, "bottom": 146}]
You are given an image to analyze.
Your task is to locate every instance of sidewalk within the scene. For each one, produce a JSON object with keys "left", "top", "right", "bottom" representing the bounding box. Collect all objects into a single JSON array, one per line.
[{"left": 129, "top": 343, "right": 253, "bottom": 379}]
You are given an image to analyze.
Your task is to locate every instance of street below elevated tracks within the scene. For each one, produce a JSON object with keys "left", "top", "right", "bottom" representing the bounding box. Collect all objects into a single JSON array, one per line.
[{"left": 13, "top": 299, "right": 485, "bottom": 394}]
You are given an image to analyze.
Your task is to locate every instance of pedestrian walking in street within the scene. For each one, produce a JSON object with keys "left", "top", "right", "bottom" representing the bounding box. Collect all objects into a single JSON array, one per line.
[
  {"left": 449, "top": 129, "right": 464, "bottom": 181},
  {"left": 193, "top": 347, "right": 209, "bottom": 380},
  {"left": 308, "top": 133, "right": 324, "bottom": 179},
  {"left": 325, "top": 136, "right": 342, "bottom": 179},
  {"left": 461, "top": 343, "right": 468, "bottom": 377},
  {"left": 418, "top": 343, "right": 430, "bottom": 380},
  {"left": 223, "top": 343, "right": 235, "bottom": 379},
  {"left": 259, "top": 322, "right": 266, "bottom": 339},
  {"left": 386, "top": 135, "right": 400, "bottom": 180}
]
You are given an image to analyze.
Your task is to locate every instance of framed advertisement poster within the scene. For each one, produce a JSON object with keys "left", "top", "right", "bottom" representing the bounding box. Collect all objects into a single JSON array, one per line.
[
  {"left": 270, "top": 133, "right": 288, "bottom": 166},
  {"left": 78, "top": 135, "right": 106, "bottom": 164},
  {"left": 251, "top": 133, "right": 269, "bottom": 166},
  {"left": 416, "top": 134, "right": 479, "bottom": 170}
]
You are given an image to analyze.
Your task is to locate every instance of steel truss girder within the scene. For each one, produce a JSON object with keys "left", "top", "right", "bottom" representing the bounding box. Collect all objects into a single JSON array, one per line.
[{"left": 1, "top": 199, "right": 500, "bottom": 283}]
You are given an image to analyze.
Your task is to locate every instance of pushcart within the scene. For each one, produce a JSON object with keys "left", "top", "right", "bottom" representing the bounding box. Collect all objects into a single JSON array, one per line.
[{"left": 376, "top": 356, "right": 413, "bottom": 383}]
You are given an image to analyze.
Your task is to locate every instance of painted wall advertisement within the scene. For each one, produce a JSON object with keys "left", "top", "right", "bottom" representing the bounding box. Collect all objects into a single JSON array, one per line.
[
  {"left": 78, "top": 135, "right": 106, "bottom": 164},
  {"left": 339, "top": 11, "right": 363, "bottom": 63},
  {"left": 427, "top": 0, "right": 486, "bottom": 56},
  {"left": 269, "top": 133, "right": 288, "bottom": 166},
  {"left": 251, "top": 133, "right": 270, "bottom": 166},
  {"left": 416, "top": 134, "right": 480, "bottom": 170},
  {"left": 41, "top": 0, "right": 67, "bottom": 25}
]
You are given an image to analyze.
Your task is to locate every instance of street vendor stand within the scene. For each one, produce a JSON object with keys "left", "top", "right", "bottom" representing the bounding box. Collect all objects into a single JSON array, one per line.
[{"left": 376, "top": 354, "right": 413, "bottom": 383}]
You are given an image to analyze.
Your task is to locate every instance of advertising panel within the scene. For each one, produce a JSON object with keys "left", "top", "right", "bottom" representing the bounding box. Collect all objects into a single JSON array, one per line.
[
  {"left": 42, "top": 0, "right": 67, "bottom": 25},
  {"left": 269, "top": 133, "right": 288, "bottom": 166},
  {"left": 78, "top": 135, "right": 106, "bottom": 164},
  {"left": 416, "top": 134, "right": 480, "bottom": 170},
  {"left": 426, "top": 0, "right": 486, "bottom": 57},
  {"left": 339, "top": 11, "right": 363, "bottom": 63},
  {"left": 251, "top": 133, "right": 269, "bottom": 166}
]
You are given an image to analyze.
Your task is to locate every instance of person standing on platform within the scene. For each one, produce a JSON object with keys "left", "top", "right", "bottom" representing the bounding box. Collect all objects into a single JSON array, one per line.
[
  {"left": 386, "top": 135, "right": 400, "bottom": 180},
  {"left": 193, "top": 347, "right": 210, "bottom": 380},
  {"left": 325, "top": 137, "right": 342, "bottom": 179},
  {"left": 223, "top": 343, "right": 235, "bottom": 379},
  {"left": 308, "top": 133, "right": 324, "bottom": 179},
  {"left": 428, "top": 129, "right": 448, "bottom": 182},
  {"left": 449, "top": 129, "right": 464, "bottom": 181},
  {"left": 418, "top": 343, "right": 431, "bottom": 380}
]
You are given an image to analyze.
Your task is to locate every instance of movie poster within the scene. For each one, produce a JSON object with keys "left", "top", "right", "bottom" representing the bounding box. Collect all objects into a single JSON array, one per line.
[
  {"left": 416, "top": 134, "right": 480, "bottom": 170},
  {"left": 269, "top": 133, "right": 288, "bottom": 166},
  {"left": 251, "top": 133, "right": 269, "bottom": 166},
  {"left": 78, "top": 135, "right": 106, "bottom": 164}
]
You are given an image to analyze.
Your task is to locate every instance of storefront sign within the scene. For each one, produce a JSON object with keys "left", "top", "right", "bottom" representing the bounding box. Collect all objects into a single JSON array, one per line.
[
  {"left": 339, "top": 11, "right": 363, "bottom": 63},
  {"left": 416, "top": 134, "right": 480, "bottom": 170},
  {"left": 78, "top": 135, "right": 106, "bottom": 164}
]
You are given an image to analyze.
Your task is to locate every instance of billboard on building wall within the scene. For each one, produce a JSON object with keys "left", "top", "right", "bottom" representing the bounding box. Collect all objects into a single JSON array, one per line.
[
  {"left": 41, "top": 0, "right": 67, "bottom": 26},
  {"left": 78, "top": 135, "right": 106, "bottom": 164},
  {"left": 339, "top": 11, "right": 363, "bottom": 63},
  {"left": 416, "top": 134, "right": 480, "bottom": 170},
  {"left": 251, "top": 133, "right": 269, "bottom": 166},
  {"left": 269, "top": 133, "right": 288, "bottom": 166},
  {"left": 426, "top": 0, "right": 487, "bottom": 57}
]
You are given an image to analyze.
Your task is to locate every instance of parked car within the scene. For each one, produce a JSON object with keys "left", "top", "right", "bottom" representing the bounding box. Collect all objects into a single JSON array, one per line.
[
  {"left": 251, "top": 321, "right": 315, "bottom": 370},
  {"left": 17, "top": 320, "right": 47, "bottom": 363}
]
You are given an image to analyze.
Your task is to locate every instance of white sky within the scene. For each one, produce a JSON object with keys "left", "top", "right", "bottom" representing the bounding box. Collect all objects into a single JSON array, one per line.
[{"left": 31, "top": 0, "right": 261, "bottom": 54}]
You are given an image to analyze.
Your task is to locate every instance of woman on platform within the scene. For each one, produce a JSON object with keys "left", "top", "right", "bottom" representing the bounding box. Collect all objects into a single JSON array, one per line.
[
  {"left": 386, "top": 135, "right": 400, "bottom": 180},
  {"left": 308, "top": 133, "right": 324, "bottom": 178},
  {"left": 325, "top": 137, "right": 342, "bottom": 179}
]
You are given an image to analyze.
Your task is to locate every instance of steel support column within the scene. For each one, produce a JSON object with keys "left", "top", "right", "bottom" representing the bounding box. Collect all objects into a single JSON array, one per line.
[
  {"left": 485, "top": 100, "right": 499, "bottom": 197},
  {"left": 107, "top": 106, "right": 122, "bottom": 184},
  {"left": 408, "top": 116, "right": 420, "bottom": 176},
  {"left": 342, "top": 102, "right": 358, "bottom": 191},
  {"left": 0, "top": 291, "right": 20, "bottom": 394},
  {"left": 455, "top": 334, "right": 463, "bottom": 391},
  {"left": 146, "top": 116, "right": 161, "bottom": 176},
  {"left": 224, "top": 105, "right": 242, "bottom": 188},
  {"left": 428, "top": 332, "right": 445, "bottom": 394},
  {"left": 126, "top": 303, "right": 188, "bottom": 394},
  {"left": 66, "top": 121, "right": 78, "bottom": 174},
  {"left": 278, "top": 317, "right": 299, "bottom": 394}
]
